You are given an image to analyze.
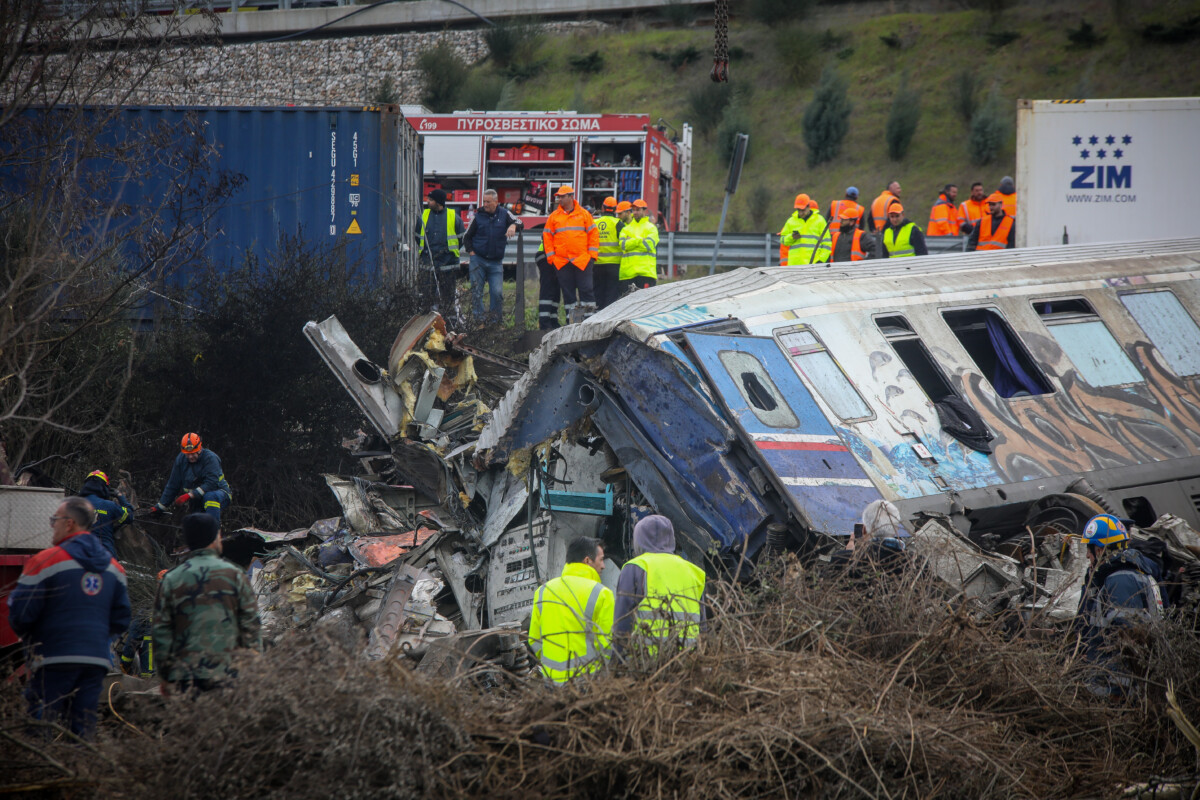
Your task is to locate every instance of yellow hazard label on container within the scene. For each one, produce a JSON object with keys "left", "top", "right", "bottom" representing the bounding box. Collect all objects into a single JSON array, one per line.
[{"left": 346, "top": 219, "right": 362, "bottom": 235}]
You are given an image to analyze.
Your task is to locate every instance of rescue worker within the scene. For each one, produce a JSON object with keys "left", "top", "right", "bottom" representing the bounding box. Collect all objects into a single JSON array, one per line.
[
  {"left": 997, "top": 175, "right": 1017, "bottom": 218},
  {"left": 613, "top": 515, "right": 706, "bottom": 660},
  {"left": 778, "top": 193, "right": 831, "bottom": 265},
  {"left": 593, "top": 196, "right": 623, "bottom": 309},
  {"left": 8, "top": 497, "right": 130, "bottom": 739},
  {"left": 151, "top": 433, "right": 232, "bottom": 525},
  {"left": 967, "top": 192, "right": 1015, "bottom": 251},
  {"left": 542, "top": 186, "right": 599, "bottom": 322},
  {"left": 416, "top": 188, "right": 466, "bottom": 317},
  {"left": 619, "top": 198, "right": 660, "bottom": 291},
  {"left": 76, "top": 469, "right": 133, "bottom": 558},
  {"left": 926, "top": 184, "right": 961, "bottom": 237},
  {"left": 828, "top": 499, "right": 909, "bottom": 577},
  {"left": 828, "top": 187, "right": 862, "bottom": 230},
  {"left": 462, "top": 188, "right": 522, "bottom": 322},
  {"left": 830, "top": 205, "right": 876, "bottom": 262},
  {"left": 958, "top": 182, "right": 987, "bottom": 234},
  {"left": 534, "top": 236, "right": 560, "bottom": 330},
  {"left": 866, "top": 181, "right": 901, "bottom": 232},
  {"left": 881, "top": 203, "right": 929, "bottom": 258},
  {"left": 1075, "top": 514, "right": 1163, "bottom": 697},
  {"left": 154, "top": 513, "right": 261, "bottom": 694},
  {"left": 527, "top": 536, "right": 614, "bottom": 684}
]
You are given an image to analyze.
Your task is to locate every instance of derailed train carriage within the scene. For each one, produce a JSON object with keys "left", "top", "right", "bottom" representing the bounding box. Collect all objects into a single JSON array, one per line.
[{"left": 312, "top": 238, "right": 1200, "bottom": 628}]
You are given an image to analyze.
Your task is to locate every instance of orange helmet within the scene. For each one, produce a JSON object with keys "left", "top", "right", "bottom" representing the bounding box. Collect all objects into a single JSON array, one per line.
[
  {"left": 839, "top": 204, "right": 863, "bottom": 221},
  {"left": 603, "top": 196, "right": 617, "bottom": 209},
  {"left": 887, "top": 203, "right": 904, "bottom": 216},
  {"left": 632, "top": 198, "right": 648, "bottom": 208},
  {"left": 86, "top": 469, "right": 109, "bottom": 484},
  {"left": 615, "top": 201, "right": 633, "bottom": 212},
  {"left": 181, "top": 432, "right": 202, "bottom": 454},
  {"left": 793, "top": 193, "right": 810, "bottom": 209},
  {"left": 808, "top": 199, "right": 819, "bottom": 210},
  {"left": 986, "top": 191, "right": 1005, "bottom": 204}
]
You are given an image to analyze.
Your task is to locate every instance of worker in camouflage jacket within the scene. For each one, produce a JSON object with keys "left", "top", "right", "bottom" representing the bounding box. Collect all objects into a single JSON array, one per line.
[{"left": 153, "top": 514, "right": 261, "bottom": 693}]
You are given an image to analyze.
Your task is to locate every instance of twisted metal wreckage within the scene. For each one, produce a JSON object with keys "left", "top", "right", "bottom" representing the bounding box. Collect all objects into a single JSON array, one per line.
[{"left": 254, "top": 239, "right": 1200, "bottom": 675}]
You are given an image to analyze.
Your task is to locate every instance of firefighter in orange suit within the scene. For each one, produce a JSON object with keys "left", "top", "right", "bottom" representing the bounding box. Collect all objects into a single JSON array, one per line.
[{"left": 542, "top": 186, "right": 600, "bottom": 323}]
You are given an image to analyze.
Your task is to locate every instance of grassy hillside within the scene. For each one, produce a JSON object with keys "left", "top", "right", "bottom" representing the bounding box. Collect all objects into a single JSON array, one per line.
[{"left": 490, "top": 0, "right": 1200, "bottom": 232}]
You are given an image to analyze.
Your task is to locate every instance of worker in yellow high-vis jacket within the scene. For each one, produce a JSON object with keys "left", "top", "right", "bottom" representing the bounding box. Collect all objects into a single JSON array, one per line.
[{"left": 528, "top": 537, "right": 614, "bottom": 684}]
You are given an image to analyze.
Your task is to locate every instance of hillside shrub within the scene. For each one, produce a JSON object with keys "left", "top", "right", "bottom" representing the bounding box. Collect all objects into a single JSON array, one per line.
[
  {"left": 749, "top": 0, "right": 814, "bottom": 24},
  {"left": 985, "top": 30, "right": 1021, "bottom": 48},
  {"left": 1067, "top": 19, "right": 1107, "bottom": 48},
  {"left": 368, "top": 75, "right": 399, "bottom": 105},
  {"left": 773, "top": 25, "right": 820, "bottom": 86},
  {"left": 687, "top": 80, "right": 734, "bottom": 136},
  {"left": 885, "top": 76, "right": 921, "bottom": 161},
  {"left": 568, "top": 50, "right": 605, "bottom": 73},
  {"left": 483, "top": 18, "right": 543, "bottom": 68},
  {"left": 1140, "top": 15, "right": 1200, "bottom": 43},
  {"left": 952, "top": 69, "right": 979, "bottom": 124},
  {"left": 417, "top": 41, "right": 468, "bottom": 112},
  {"left": 802, "top": 66, "right": 852, "bottom": 168},
  {"left": 716, "top": 99, "right": 752, "bottom": 165},
  {"left": 747, "top": 184, "right": 772, "bottom": 226},
  {"left": 649, "top": 45, "right": 702, "bottom": 69},
  {"left": 456, "top": 73, "right": 508, "bottom": 111},
  {"left": 968, "top": 91, "right": 1011, "bottom": 165}
]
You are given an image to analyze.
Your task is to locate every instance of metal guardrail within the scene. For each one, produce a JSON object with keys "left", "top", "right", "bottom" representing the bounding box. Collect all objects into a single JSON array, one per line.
[{"left": 656, "top": 232, "right": 972, "bottom": 270}]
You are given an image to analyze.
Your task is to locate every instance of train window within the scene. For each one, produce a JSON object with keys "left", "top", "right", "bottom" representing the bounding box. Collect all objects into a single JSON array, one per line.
[
  {"left": 1033, "top": 298, "right": 1143, "bottom": 387},
  {"left": 874, "top": 315, "right": 957, "bottom": 402},
  {"left": 717, "top": 349, "right": 800, "bottom": 428},
  {"left": 775, "top": 326, "right": 873, "bottom": 421},
  {"left": 1121, "top": 291, "right": 1200, "bottom": 377},
  {"left": 941, "top": 308, "right": 1053, "bottom": 398}
]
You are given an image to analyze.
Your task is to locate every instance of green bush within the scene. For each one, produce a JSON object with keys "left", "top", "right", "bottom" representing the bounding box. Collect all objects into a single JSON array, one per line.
[
  {"left": 687, "top": 80, "right": 734, "bottom": 136},
  {"left": 658, "top": 0, "right": 696, "bottom": 25},
  {"left": 885, "top": 76, "right": 921, "bottom": 161},
  {"left": 568, "top": 50, "right": 605, "bottom": 73},
  {"left": 802, "top": 66, "right": 852, "bottom": 167},
  {"left": 716, "top": 99, "right": 752, "bottom": 165},
  {"left": 773, "top": 25, "right": 820, "bottom": 86},
  {"left": 985, "top": 30, "right": 1021, "bottom": 48},
  {"left": 456, "top": 73, "right": 508, "bottom": 111},
  {"left": 747, "top": 184, "right": 772, "bottom": 226},
  {"left": 749, "top": 0, "right": 814, "bottom": 25},
  {"left": 368, "top": 75, "right": 399, "bottom": 105},
  {"left": 483, "top": 18, "right": 543, "bottom": 69},
  {"left": 649, "top": 45, "right": 702, "bottom": 69},
  {"left": 417, "top": 41, "right": 469, "bottom": 112},
  {"left": 1067, "top": 20, "right": 1107, "bottom": 48},
  {"left": 968, "top": 91, "right": 1011, "bottom": 165},
  {"left": 952, "top": 69, "right": 980, "bottom": 124}
]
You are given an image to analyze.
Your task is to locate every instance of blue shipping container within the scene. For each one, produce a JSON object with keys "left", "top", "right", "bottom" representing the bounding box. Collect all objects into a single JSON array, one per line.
[{"left": 6, "top": 105, "right": 422, "bottom": 285}]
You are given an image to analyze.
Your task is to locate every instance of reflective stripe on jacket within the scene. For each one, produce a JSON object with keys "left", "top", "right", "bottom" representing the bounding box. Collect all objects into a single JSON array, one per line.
[
  {"left": 959, "top": 198, "right": 986, "bottom": 229},
  {"left": 884, "top": 222, "right": 917, "bottom": 257},
  {"left": 927, "top": 196, "right": 960, "bottom": 236},
  {"left": 975, "top": 213, "right": 1014, "bottom": 251},
  {"left": 870, "top": 191, "right": 899, "bottom": 231},
  {"left": 779, "top": 211, "right": 831, "bottom": 265},
  {"left": 625, "top": 552, "right": 705, "bottom": 655},
  {"left": 830, "top": 228, "right": 866, "bottom": 261},
  {"left": 420, "top": 208, "right": 460, "bottom": 259},
  {"left": 828, "top": 199, "right": 861, "bottom": 227},
  {"left": 543, "top": 203, "right": 599, "bottom": 270},
  {"left": 528, "top": 562, "right": 614, "bottom": 683},
  {"left": 594, "top": 214, "right": 622, "bottom": 265},
  {"left": 619, "top": 218, "right": 659, "bottom": 280}
]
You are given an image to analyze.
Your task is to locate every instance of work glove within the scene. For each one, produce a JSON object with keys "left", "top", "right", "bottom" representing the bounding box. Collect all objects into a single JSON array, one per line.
[
  {"left": 173, "top": 492, "right": 191, "bottom": 507},
  {"left": 149, "top": 503, "right": 168, "bottom": 517}
]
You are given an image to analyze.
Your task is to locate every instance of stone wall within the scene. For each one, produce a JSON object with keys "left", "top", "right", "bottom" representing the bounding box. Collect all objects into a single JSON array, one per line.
[{"left": 89, "top": 21, "right": 608, "bottom": 108}]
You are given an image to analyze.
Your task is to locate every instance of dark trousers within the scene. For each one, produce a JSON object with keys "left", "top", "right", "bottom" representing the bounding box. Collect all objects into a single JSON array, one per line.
[
  {"left": 594, "top": 261, "right": 621, "bottom": 309},
  {"left": 537, "top": 257, "right": 561, "bottom": 330},
  {"left": 557, "top": 263, "right": 596, "bottom": 313},
  {"left": 420, "top": 267, "right": 459, "bottom": 320},
  {"left": 619, "top": 275, "right": 656, "bottom": 293},
  {"left": 26, "top": 664, "right": 107, "bottom": 739}
]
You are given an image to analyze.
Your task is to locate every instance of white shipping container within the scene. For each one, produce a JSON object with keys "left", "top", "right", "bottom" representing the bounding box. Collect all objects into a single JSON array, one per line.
[{"left": 1016, "top": 97, "right": 1200, "bottom": 247}]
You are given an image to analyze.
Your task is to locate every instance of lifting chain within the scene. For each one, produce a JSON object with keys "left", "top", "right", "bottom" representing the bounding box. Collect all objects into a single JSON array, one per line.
[{"left": 711, "top": 0, "right": 729, "bottom": 83}]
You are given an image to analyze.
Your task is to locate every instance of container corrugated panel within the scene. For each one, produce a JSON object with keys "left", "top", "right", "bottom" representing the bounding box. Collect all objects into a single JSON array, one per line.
[{"left": 13, "top": 105, "right": 420, "bottom": 284}]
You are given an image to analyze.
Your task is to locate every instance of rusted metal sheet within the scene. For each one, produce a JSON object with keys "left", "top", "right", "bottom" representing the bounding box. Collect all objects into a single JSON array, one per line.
[{"left": 349, "top": 528, "right": 438, "bottom": 567}]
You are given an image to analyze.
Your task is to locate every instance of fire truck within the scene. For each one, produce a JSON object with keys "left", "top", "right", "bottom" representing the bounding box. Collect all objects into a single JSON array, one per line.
[{"left": 405, "top": 111, "right": 692, "bottom": 233}]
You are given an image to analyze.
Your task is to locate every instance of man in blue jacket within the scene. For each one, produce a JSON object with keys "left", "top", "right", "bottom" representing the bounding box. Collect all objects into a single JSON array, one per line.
[
  {"left": 462, "top": 188, "right": 522, "bottom": 322},
  {"left": 8, "top": 497, "right": 130, "bottom": 738},
  {"left": 77, "top": 469, "right": 134, "bottom": 558},
  {"left": 152, "top": 432, "right": 232, "bottom": 524}
]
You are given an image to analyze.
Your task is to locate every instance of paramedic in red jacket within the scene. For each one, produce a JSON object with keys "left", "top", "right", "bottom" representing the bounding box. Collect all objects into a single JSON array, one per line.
[{"left": 7, "top": 497, "right": 130, "bottom": 739}]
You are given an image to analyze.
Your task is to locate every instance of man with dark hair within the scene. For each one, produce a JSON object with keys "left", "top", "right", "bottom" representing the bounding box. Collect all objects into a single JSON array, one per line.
[
  {"left": 614, "top": 515, "right": 706, "bottom": 659},
  {"left": 416, "top": 187, "right": 467, "bottom": 317},
  {"left": 8, "top": 497, "right": 130, "bottom": 739},
  {"left": 153, "top": 514, "right": 261, "bottom": 694},
  {"left": 528, "top": 536, "right": 613, "bottom": 684},
  {"left": 958, "top": 182, "right": 987, "bottom": 234},
  {"left": 881, "top": 204, "right": 929, "bottom": 258},
  {"left": 927, "top": 184, "right": 960, "bottom": 237}
]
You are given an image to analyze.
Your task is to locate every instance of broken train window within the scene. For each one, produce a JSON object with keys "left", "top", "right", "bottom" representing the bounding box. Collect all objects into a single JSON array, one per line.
[
  {"left": 876, "top": 314, "right": 994, "bottom": 455},
  {"left": 716, "top": 349, "right": 800, "bottom": 428},
  {"left": 1120, "top": 290, "right": 1200, "bottom": 378},
  {"left": 1033, "top": 297, "right": 1143, "bottom": 387},
  {"left": 941, "top": 307, "right": 1053, "bottom": 399},
  {"left": 774, "top": 326, "right": 873, "bottom": 421}
]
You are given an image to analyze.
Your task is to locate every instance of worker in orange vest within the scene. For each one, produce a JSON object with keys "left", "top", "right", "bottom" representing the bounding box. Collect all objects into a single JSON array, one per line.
[
  {"left": 866, "top": 181, "right": 901, "bottom": 232},
  {"left": 968, "top": 192, "right": 1015, "bottom": 251},
  {"left": 926, "top": 184, "right": 961, "bottom": 237},
  {"left": 997, "top": 176, "right": 1017, "bottom": 218},
  {"left": 830, "top": 206, "right": 876, "bottom": 262},
  {"left": 958, "top": 182, "right": 987, "bottom": 234},
  {"left": 828, "top": 187, "right": 864, "bottom": 232},
  {"left": 542, "top": 185, "right": 600, "bottom": 322}
]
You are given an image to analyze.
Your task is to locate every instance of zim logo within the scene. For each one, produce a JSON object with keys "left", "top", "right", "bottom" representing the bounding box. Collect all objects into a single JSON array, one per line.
[
  {"left": 1070, "top": 165, "right": 1131, "bottom": 189},
  {"left": 81, "top": 572, "right": 103, "bottom": 596},
  {"left": 1068, "top": 133, "right": 1133, "bottom": 189}
]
